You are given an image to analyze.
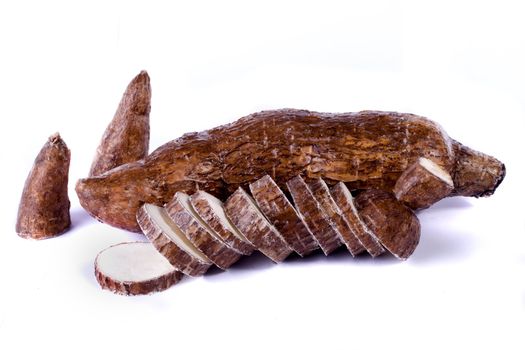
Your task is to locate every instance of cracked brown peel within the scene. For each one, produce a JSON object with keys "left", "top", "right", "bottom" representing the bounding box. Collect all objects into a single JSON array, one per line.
[
  {"left": 89, "top": 70, "right": 151, "bottom": 176},
  {"left": 394, "top": 157, "right": 454, "bottom": 210},
  {"left": 250, "top": 175, "right": 318, "bottom": 257},
  {"left": 330, "top": 182, "right": 385, "bottom": 257},
  {"left": 76, "top": 109, "right": 505, "bottom": 232},
  {"left": 224, "top": 187, "right": 292, "bottom": 263},
  {"left": 306, "top": 178, "right": 364, "bottom": 256},
  {"left": 137, "top": 203, "right": 212, "bottom": 276},
  {"left": 95, "top": 242, "right": 183, "bottom": 295},
  {"left": 16, "top": 133, "right": 71, "bottom": 239},
  {"left": 287, "top": 176, "right": 342, "bottom": 255},
  {"left": 354, "top": 190, "right": 420, "bottom": 260},
  {"left": 165, "top": 192, "right": 241, "bottom": 270},
  {"left": 189, "top": 191, "right": 255, "bottom": 255}
]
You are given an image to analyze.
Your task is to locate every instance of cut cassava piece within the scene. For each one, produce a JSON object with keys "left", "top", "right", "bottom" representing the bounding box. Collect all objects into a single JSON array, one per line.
[
  {"left": 165, "top": 192, "right": 241, "bottom": 270},
  {"left": 249, "top": 175, "right": 318, "bottom": 257},
  {"left": 330, "top": 182, "right": 385, "bottom": 257},
  {"left": 306, "top": 178, "right": 365, "bottom": 256},
  {"left": 393, "top": 157, "right": 454, "bottom": 210},
  {"left": 137, "top": 203, "right": 212, "bottom": 276},
  {"left": 16, "top": 133, "right": 71, "bottom": 240},
  {"left": 95, "top": 242, "right": 183, "bottom": 295},
  {"left": 224, "top": 187, "right": 293, "bottom": 263},
  {"left": 354, "top": 190, "right": 420, "bottom": 260},
  {"left": 286, "top": 176, "right": 342, "bottom": 255},
  {"left": 76, "top": 109, "right": 506, "bottom": 232},
  {"left": 89, "top": 70, "right": 151, "bottom": 176},
  {"left": 189, "top": 191, "right": 255, "bottom": 256}
]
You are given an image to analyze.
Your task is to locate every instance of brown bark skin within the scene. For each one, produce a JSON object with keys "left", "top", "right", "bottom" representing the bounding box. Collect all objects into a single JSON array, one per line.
[
  {"left": 354, "top": 190, "right": 421, "bottom": 260},
  {"left": 250, "top": 175, "right": 318, "bottom": 257},
  {"left": 136, "top": 205, "right": 212, "bottom": 276},
  {"left": 189, "top": 191, "right": 255, "bottom": 255},
  {"left": 76, "top": 109, "right": 505, "bottom": 232},
  {"left": 165, "top": 193, "right": 241, "bottom": 269},
  {"left": 16, "top": 133, "right": 71, "bottom": 239},
  {"left": 330, "top": 182, "right": 385, "bottom": 257},
  {"left": 224, "top": 188, "right": 292, "bottom": 263},
  {"left": 95, "top": 242, "right": 183, "bottom": 296},
  {"left": 89, "top": 71, "right": 151, "bottom": 176},
  {"left": 287, "top": 176, "right": 342, "bottom": 255},
  {"left": 393, "top": 158, "right": 454, "bottom": 210}
]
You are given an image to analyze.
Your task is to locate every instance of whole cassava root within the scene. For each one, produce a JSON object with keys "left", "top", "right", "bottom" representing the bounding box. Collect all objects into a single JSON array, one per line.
[
  {"left": 16, "top": 133, "right": 71, "bottom": 239},
  {"left": 76, "top": 109, "right": 506, "bottom": 232},
  {"left": 88, "top": 70, "right": 151, "bottom": 177}
]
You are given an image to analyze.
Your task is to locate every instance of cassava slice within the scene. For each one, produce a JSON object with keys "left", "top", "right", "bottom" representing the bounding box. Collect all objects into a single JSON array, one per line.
[
  {"left": 224, "top": 187, "right": 293, "bottom": 263},
  {"left": 89, "top": 70, "right": 151, "bottom": 176},
  {"left": 286, "top": 176, "right": 342, "bottom": 255},
  {"left": 189, "top": 191, "right": 255, "bottom": 255},
  {"left": 393, "top": 157, "right": 454, "bottom": 210},
  {"left": 249, "top": 175, "right": 318, "bottom": 257},
  {"left": 16, "top": 133, "right": 71, "bottom": 239},
  {"left": 330, "top": 182, "right": 385, "bottom": 257},
  {"left": 95, "top": 242, "right": 183, "bottom": 295},
  {"left": 165, "top": 192, "right": 241, "bottom": 270},
  {"left": 306, "top": 178, "right": 365, "bottom": 256},
  {"left": 354, "top": 190, "right": 420, "bottom": 260},
  {"left": 137, "top": 203, "right": 212, "bottom": 276}
]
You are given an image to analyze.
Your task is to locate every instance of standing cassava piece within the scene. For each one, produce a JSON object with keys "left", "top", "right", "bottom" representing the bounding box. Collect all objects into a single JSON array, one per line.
[
  {"left": 76, "top": 109, "right": 506, "bottom": 232},
  {"left": 16, "top": 133, "right": 71, "bottom": 239},
  {"left": 89, "top": 70, "right": 151, "bottom": 176}
]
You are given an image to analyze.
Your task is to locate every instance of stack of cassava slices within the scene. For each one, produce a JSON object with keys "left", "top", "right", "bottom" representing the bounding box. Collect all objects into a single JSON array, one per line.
[{"left": 96, "top": 174, "right": 422, "bottom": 295}]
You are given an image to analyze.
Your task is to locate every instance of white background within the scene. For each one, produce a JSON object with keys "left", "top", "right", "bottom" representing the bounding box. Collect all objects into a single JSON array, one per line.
[{"left": 1, "top": 1, "right": 524, "bottom": 349}]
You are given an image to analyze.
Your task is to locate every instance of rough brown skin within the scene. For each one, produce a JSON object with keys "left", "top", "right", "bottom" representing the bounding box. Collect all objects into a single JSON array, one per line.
[
  {"left": 330, "top": 182, "right": 385, "bottom": 257},
  {"left": 287, "top": 176, "right": 342, "bottom": 255},
  {"left": 95, "top": 242, "right": 183, "bottom": 296},
  {"left": 354, "top": 190, "right": 421, "bottom": 260},
  {"left": 16, "top": 133, "right": 71, "bottom": 239},
  {"left": 250, "top": 175, "right": 318, "bottom": 257},
  {"left": 393, "top": 158, "right": 454, "bottom": 210},
  {"left": 165, "top": 192, "right": 241, "bottom": 269},
  {"left": 89, "top": 71, "right": 151, "bottom": 176},
  {"left": 76, "top": 109, "right": 505, "bottom": 232}
]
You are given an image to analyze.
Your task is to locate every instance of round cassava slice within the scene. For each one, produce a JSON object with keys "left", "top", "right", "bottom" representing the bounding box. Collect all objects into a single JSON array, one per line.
[
  {"left": 286, "top": 176, "right": 342, "bottom": 255},
  {"left": 224, "top": 187, "right": 293, "bottom": 263},
  {"left": 189, "top": 191, "right": 255, "bottom": 255},
  {"left": 165, "top": 192, "right": 242, "bottom": 270},
  {"left": 330, "top": 182, "right": 385, "bottom": 257},
  {"left": 95, "top": 242, "right": 183, "bottom": 295},
  {"left": 249, "top": 175, "right": 318, "bottom": 257},
  {"left": 354, "top": 190, "right": 421, "bottom": 260},
  {"left": 306, "top": 178, "right": 365, "bottom": 257},
  {"left": 137, "top": 203, "right": 212, "bottom": 276}
]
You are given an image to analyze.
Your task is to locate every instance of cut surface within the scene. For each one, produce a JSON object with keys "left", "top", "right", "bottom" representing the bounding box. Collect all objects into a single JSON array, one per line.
[
  {"left": 165, "top": 192, "right": 241, "bottom": 270},
  {"left": 250, "top": 175, "right": 318, "bottom": 257},
  {"left": 419, "top": 157, "right": 454, "bottom": 186},
  {"left": 190, "top": 191, "right": 255, "bottom": 255},
  {"left": 95, "top": 242, "right": 183, "bottom": 295},
  {"left": 225, "top": 187, "right": 292, "bottom": 263}
]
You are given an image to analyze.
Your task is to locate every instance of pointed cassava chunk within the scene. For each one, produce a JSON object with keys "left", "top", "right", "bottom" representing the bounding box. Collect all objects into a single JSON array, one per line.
[
  {"left": 89, "top": 71, "right": 151, "bottom": 176},
  {"left": 95, "top": 242, "right": 183, "bottom": 295},
  {"left": 330, "top": 182, "right": 385, "bottom": 257},
  {"left": 224, "top": 187, "right": 293, "bottom": 263},
  {"left": 165, "top": 192, "right": 241, "bottom": 270},
  {"left": 16, "top": 133, "right": 71, "bottom": 240},
  {"left": 286, "top": 176, "right": 342, "bottom": 255},
  {"left": 393, "top": 157, "right": 454, "bottom": 210},
  {"left": 306, "top": 178, "right": 365, "bottom": 257},
  {"left": 249, "top": 175, "right": 318, "bottom": 257},
  {"left": 137, "top": 203, "right": 212, "bottom": 276},
  {"left": 189, "top": 191, "right": 255, "bottom": 255},
  {"left": 354, "top": 190, "right": 420, "bottom": 260}
]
